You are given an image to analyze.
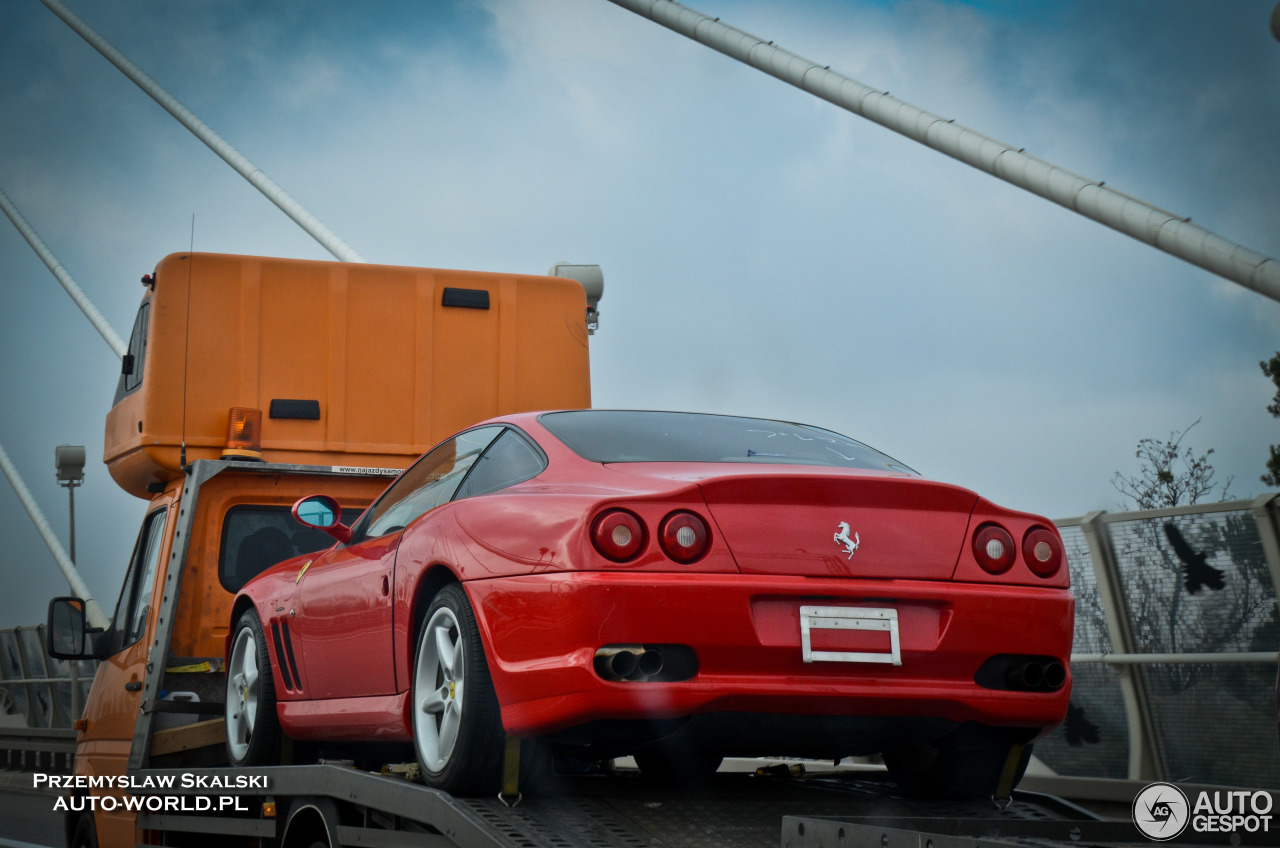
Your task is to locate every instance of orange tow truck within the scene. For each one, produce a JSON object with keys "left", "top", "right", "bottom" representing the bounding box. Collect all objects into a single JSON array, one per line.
[
  {"left": 42, "top": 254, "right": 1122, "bottom": 848},
  {"left": 47, "top": 252, "right": 595, "bottom": 847}
]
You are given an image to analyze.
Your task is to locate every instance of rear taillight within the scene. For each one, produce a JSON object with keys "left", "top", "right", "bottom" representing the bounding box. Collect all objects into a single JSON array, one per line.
[
  {"left": 1022, "top": 526, "right": 1063, "bottom": 578},
  {"left": 658, "top": 511, "right": 711, "bottom": 564},
  {"left": 591, "top": 509, "right": 646, "bottom": 562},
  {"left": 973, "top": 523, "right": 1015, "bottom": 574}
]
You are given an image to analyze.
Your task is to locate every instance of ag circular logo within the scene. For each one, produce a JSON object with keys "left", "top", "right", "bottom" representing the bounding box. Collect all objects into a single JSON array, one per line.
[{"left": 1132, "top": 782, "right": 1190, "bottom": 841}]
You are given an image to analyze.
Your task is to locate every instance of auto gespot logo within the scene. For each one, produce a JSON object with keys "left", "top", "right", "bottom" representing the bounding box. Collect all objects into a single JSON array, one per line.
[{"left": 1132, "top": 782, "right": 1274, "bottom": 840}]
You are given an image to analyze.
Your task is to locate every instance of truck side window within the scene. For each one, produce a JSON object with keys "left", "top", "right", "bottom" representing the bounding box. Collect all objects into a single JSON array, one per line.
[
  {"left": 359, "top": 426, "right": 503, "bottom": 540},
  {"left": 112, "top": 300, "right": 150, "bottom": 405},
  {"left": 112, "top": 507, "right": 167, "bottom": 650},
  {"left": 220, "top": 505, "right": 363, "bottom": 593}
]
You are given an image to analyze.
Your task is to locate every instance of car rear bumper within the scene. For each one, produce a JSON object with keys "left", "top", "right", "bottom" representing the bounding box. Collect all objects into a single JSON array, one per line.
[{"left": 464, "top": 572, "right": 1073, "bottom": 741}]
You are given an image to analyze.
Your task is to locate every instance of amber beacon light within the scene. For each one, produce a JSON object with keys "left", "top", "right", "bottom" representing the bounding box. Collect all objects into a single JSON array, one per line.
[{"left": 221, "top": 407, "right": 264, "bottom": 461}]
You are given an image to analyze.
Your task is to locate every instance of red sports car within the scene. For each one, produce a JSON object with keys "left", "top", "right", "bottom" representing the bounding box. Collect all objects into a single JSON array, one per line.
[{"left": 226, "top": 410, "right": 1073, "bottom": 799}]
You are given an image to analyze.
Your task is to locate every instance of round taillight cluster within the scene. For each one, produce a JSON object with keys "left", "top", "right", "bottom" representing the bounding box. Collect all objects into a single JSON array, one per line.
[
  {"left": 591, "top": 510, "right": 645, "bottom": 562},
  {"left": 590, "top": 508, "right": 712, "bottom": 564},
  {"left": 972, "top": 524, "right": 1016, "bottom": 574},
  {"left": 972, "top": 522, "right": 1064, "bottom": 578},
  {"left": 1022, "top": 526, "right": 1063, "bottom": 577},
  {"left": 659, "top": 511, "right": 711, "bottom": 564}
]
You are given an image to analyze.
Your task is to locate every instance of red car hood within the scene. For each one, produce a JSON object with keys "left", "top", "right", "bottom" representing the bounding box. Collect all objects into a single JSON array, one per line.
[{"left": 603, "top": 463, "right": 977, "bottom": 581}]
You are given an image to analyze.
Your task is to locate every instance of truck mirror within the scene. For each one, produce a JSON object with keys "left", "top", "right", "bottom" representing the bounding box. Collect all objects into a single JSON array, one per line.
[
  {"left": 292, "top": 494, "right": 352, "bottom": 543},
  {"left": 47, "top": 597, "right": 88, "bottom": 659}
]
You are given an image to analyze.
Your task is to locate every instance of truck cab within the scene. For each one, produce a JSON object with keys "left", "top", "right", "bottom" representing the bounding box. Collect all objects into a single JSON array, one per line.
[{"left": 48, "top": 253, "right": 597, "bottom": 847}]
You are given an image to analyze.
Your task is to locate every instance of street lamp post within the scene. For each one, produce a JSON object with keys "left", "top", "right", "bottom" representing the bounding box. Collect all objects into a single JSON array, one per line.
[
  {"left": 54, "top": 444, "right": 86, "bottom": 719},
  {"left": 54, "top": 445, "right": 85, "bottom": 562}
]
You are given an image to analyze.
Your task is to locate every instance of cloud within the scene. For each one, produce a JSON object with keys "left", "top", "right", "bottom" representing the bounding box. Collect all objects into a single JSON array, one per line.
[{"left": 0, "top": 0, "right": 1276, "bottom": 630}]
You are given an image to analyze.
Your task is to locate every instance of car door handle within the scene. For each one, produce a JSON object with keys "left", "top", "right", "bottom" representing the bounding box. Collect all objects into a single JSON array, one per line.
[
  {"left": 125, "top": 681, "right": 142, "bottom": 692},
  {"left": 381, "top": 575, "right": 390, "bottom": 596}
]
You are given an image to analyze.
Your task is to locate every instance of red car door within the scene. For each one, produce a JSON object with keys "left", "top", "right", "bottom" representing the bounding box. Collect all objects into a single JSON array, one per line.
[
  {"left": 292, "top": 426, "right": 505, "bottom": 700},
  {"left": 294, "top": 531, "right": 401, "bottom": 699}
]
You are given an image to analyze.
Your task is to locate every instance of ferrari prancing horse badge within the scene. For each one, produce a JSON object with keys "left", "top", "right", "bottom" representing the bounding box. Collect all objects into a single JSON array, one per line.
[{"left": 834, "top": 522, "right": 860, "bottom": 559}]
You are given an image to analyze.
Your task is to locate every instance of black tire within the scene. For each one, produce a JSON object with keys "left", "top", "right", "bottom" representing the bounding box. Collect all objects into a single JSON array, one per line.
[
  {"left": 225, "top": 608, "right": 281, "bottom": 767},
  {"left": 70, "top": 812, "right": 98, "bottom": 848},
  {"left": 884, "top": 732, "right": 1032, "bottom": 801},
  {"left": 411, "top": 584, "right": 505, "bottom": 795}
]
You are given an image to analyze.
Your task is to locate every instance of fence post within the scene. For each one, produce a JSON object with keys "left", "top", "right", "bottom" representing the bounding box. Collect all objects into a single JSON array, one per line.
[
  {"left": 1079, "top": 510, "right": 1163, "bottom": 781},
  {"left": 1250, "top": 494, "right": 1280, "bottom": 611}
]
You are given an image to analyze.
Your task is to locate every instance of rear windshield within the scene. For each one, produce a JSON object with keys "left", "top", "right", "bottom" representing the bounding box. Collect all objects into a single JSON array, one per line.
[{"left": 539, "top": 410, "right": 915, "bottom": 473}]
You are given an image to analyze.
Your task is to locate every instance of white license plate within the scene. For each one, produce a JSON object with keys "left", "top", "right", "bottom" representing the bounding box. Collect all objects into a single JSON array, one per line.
[{"left": 799, "top": 605, "right": 901, "bottom": 665}]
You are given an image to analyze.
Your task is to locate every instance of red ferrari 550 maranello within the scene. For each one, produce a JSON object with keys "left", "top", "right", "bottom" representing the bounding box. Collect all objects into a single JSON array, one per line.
[{"left": 226, "top": 410, "right": 1073, "bottom": 799}]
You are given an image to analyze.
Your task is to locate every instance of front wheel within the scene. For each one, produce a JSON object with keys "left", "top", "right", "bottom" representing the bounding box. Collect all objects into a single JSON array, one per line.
[
  {"left": 411, "top": 584, "right": 505, "bottom": 795},
  {"left": 70, "top": 812, "right": 99, "bottom": 848},
  {"left": 225, "top": 609, "right": 281, "bottom": 767}
]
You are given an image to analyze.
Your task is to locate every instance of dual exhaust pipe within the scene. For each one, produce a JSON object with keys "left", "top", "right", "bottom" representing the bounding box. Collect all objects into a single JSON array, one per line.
[
  {"left": 593, "top": 643, "right": 699, "bottom": 683},
  {"left": 1005, "top": 658, "right": 1067, "bottom": 692},
  {"left": 595, "top": 645, "right": 665, "bottom": 682},
  {"left": 974, "top": 654, "right": 1068, "bottom": 693}
]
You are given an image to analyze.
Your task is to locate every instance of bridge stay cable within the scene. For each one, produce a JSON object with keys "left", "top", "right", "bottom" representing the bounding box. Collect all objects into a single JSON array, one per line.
[
  {"left": 606, "top": 0, "right": 1280, "bottom": 304},
  {"left": 2, "top": 0, "right": 370, "bottom": 609},
  {"left": 0, "top": 186, "right": 127, "bottom": 360},
  {"left": 38, "top": 0, "right": 367, "bottom": 265},
  {"left": 0, "top": 441, "right": 108, "bottom": 630}
]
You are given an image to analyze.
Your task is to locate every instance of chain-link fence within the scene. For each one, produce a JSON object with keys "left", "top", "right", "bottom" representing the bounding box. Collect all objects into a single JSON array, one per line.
[{"left": 1035, "top": 496, "right": 1280, "bottom": 788}]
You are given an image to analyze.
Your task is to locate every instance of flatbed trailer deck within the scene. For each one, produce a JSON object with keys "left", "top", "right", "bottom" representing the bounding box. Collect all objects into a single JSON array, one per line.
[{"left": 116, "top": 764, "right": 1261, "bottom": 848}]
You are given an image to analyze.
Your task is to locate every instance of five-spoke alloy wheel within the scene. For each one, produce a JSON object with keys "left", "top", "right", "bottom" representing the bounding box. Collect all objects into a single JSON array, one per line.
[
  {"left": 225, "top": 608, "right": 280, "bottom": 767},
  {"left": 412, "top": 584, "right": 504, "bottom": 794}
]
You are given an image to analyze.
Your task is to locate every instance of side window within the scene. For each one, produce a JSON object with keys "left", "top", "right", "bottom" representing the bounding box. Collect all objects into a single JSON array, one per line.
[
  {"left": 111, "top": 507, "right": 167, "bottom": 649},
  {"left": 359, "top": 426, "right": 503, "bottom": 540},
  {"left": 455, "top": 429, "right": 546, "bottom": 500},
  {"left": 113, "top": 300, "right": 150, "bottom": 404},
  {"left": 125, "top": 301, "right": 148, "bottom": 392},
  {"left": 220, "top": 505, "right": 364, "bottom": 593}
]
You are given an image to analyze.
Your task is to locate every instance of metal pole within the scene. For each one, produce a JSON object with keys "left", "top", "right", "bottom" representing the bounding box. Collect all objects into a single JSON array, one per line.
[
  {"left": 65, "top": 484, "right": 80, "bottom": 719},
  {"left": 1079, "top": 511, "right": 1162, "bottom": 782},
  {"left": 39, "top": 0, "right": 366, "bottom": 265},
  {"left": 0, "top": 441, "right": 107, "bottom": 630},
  {"left": 1072, "top": 651, "right": 1279, "bottom": 664},
  {"left": 606, "top": 0, "right": 1280, "bottom": 304},
  {"left": 0, "top": 186, "right": 127, "bottom": 359}
]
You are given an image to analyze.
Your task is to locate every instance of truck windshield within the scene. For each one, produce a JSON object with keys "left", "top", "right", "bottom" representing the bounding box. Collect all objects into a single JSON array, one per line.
[
  {"left": 538, "top": 410, "right": 915, "bottom": 473},
  {"left": 220, "top": 505, "right": 362, "bottom": 593}
]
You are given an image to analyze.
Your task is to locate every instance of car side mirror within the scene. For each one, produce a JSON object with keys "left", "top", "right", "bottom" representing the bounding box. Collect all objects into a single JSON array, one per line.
[
  {"left": 292, "top": 494, "right": 352, "bottom": 544},
  {"left": 47, "top": 597, "right": 103, "bottom": 660}
]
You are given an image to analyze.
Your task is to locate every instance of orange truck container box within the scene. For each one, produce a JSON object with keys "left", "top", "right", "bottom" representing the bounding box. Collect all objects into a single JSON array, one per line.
[{"left": 105, "top": 253, "right": 592, "bottom": 498}]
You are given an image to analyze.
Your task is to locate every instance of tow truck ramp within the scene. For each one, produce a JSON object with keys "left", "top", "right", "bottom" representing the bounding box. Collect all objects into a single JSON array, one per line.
[{"left": 121, "top": 764, "right": 1268, "bottom": 848}]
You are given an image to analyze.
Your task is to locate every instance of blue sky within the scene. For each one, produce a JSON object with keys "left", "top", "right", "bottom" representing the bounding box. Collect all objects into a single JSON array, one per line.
[{"left": 0, "top": 0, "right": 1277, "bottom": 627}]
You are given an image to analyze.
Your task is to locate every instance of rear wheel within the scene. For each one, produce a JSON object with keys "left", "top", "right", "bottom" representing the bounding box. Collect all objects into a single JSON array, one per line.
[
  {"left": 412, "top": 584, "right": 505, "bottom": 794},
  {"left": 884, "top": 731, "right": 1031, "bottom": 801},
  {"left": 225, "top": 609, "right": 281, "bottom": 767}
]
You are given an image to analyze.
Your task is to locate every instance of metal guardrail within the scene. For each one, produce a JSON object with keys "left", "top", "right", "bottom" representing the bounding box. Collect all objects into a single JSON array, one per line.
[
  {"left": 0, "top": 624, "right": 95, "bottom": 730},
  {"left": 1072, "top": 651, "right": 1279, "bottom": 665},
  {"left": 0, "top": 727, "right": 77, "bottom": 774},
  {"left": 1044, "top": 494, "right": 1280, "bottom": 788}
]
